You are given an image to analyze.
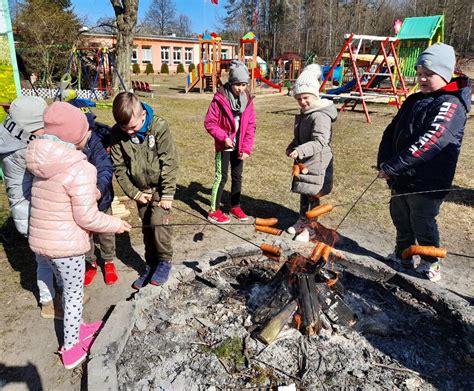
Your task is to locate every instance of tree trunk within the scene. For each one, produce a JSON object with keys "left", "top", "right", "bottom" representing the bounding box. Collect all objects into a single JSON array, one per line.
[{"left": 110, "top": 0, "right": 138, "bottom": 94}]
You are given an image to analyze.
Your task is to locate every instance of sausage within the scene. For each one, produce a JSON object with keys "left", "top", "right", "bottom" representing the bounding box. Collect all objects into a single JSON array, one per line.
[
  {"left": 262, "top": 251, "right": 281, "bottom": 262},
  {"left": 255, "top": 217, "right": 279, "bottom": 227},
  {"left": 260, "top": 243, "right": 281, "bottom": 256},
  {"left": 401, "top": 245, "right": 447, "bottom": 260},
  {"left": 292, "top": 164, "right": 301, "bottom": 177},
  {"left": 298, "top": 163, "right": 309, "bottom": 174},
  {"left": 255, "top": 225, "right": 283, "bottom": 236},
  {"left": 305, "top": 204, "right": 334, "bottom": 219},
  {"left": 321, "top": 245, "right": 332, "bottom": 261},
  {"left": 310, "top": 242, "right": 326, "bottom": 262}
]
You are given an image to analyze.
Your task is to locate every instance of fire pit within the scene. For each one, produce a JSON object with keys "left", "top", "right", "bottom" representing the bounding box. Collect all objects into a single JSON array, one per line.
[{"left": 112, "top": 246, "right": 472, "bottom": 390}]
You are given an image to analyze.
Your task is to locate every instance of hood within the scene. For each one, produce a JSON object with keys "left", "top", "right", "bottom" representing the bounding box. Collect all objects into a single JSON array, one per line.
[
  {"left": 303, "top": 98, "right": 338, "bottom": 121},
  {"left": 0, "top": 120, "right": 34, "bottom": 155},
  {"left": 26, "top": 138, "right": 87, "bottom": 179},
  {"left": 438, "top": 76, "right": 472, "bottom": 114}
]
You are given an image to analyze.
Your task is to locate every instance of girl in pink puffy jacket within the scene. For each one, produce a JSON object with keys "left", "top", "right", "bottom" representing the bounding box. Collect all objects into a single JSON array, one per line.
[{"left": 26, "top": 102, "right": 130, "bottom": 369}]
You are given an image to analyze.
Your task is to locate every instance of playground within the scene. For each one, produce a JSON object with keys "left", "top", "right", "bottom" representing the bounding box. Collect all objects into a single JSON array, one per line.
[{"left": 0, "top": 73, "right": 473, "bottom": 389}]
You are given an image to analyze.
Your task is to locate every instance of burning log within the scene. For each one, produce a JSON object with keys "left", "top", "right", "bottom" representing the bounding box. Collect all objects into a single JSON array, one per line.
[
  {"left": 305, "top": 204, "right": 333, "bottom": 220},
  {"left": 255, "top": 217, "right": 278, "bottom": 227},
  {"left": 401, "top": 245, "right": 447, "bottom": 260},
  {"left": 314, "top": 283, "right": 357, "bottom": 328},
  {"left": 255, "top": 226, "right": 283, "bottom": 236},
  {"left": 297, "top": 273, "right": 322, "bottom": 336},
  {"left": 257, "top": 300, "right": 298, "bottom": 345}
]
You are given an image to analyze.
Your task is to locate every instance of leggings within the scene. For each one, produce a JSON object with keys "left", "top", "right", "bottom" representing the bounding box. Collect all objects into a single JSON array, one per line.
[
  {"left": 210, "top": 150, "right": 244, "bottom": 211},
  {"left": 36, "top": 254, "right": 62, "bottom": 304},
  {"left": 39, "top": 255, "right": 85, "bottom": 349}
]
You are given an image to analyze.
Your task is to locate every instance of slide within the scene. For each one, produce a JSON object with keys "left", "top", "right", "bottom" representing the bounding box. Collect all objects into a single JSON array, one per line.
[
  {"left": 327, "top": 78, "right": 356, "bottom": 95},
  {"left": 253, "top": 68, "right": 282, "bottom": 92}
]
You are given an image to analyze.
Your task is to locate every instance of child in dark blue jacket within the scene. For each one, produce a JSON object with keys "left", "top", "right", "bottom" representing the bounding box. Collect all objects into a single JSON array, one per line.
[
  {"left": 377, "top": 43, "right": 471, "bottom": 282},
  {"left": 68, "top": 99, "right": 120, "bottom": 286}
]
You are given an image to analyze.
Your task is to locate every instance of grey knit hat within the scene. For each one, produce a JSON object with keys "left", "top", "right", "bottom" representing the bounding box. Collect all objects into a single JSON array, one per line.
[
  {"left": 416, "top": 43, "right": 455, "bottom": 82},
  {"left": 229, "top": 60, "right": 250, "bottom": 84},
  {"left": 8, "top": 96, "right": 48, "bottom": 133},
  {"left": 293, "top": 64, "right": 322, "bottom": 97}
]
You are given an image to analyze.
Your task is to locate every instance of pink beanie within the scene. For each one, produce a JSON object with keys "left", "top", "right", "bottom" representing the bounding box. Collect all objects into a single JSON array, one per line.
[{"left": 43, "top": 102, "right": 89, "bottom": 145}]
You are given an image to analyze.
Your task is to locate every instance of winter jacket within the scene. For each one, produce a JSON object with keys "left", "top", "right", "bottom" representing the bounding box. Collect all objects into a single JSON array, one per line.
[
  {"left": 377, "top": 76, "right": 471, "bottom": 198},
  {"left": 26, "top": 137, "right": 123, "bottom": 258},
  {"left": 287, "top": 99, "right": 337, "bottom": 196},
  {"left": 110, "top": 114, "right": 178, "bottom": 203},
  {"left": 0, "top": 115, "right": 37, "bottom": 235},
  {"left": 204, "top": 86, "right": 256, "bottom": 155},
  {"left": 83, "top": 130, "right": 114, "bottom": 211}
]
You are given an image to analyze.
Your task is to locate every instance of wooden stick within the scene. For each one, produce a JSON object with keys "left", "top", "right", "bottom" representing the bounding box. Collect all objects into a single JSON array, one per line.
[
  {"left": 255, "top": 217, "right": 279, "bottom": 227},
  {"left": 306, "top": 204, "right": 334, "bottom": 219},
  {"left": 260, "top": 243, "right": 281, "bottom": 256},
  {"left": 255, "top": 225, "right": 283, "bottom": 236},
  {"left": 401, "top": 245, "right": 447, "bottom": 260}
]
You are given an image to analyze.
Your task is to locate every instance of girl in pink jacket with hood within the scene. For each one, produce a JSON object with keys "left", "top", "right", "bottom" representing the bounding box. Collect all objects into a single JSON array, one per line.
[
  {"left": 204, "top": 60, "right": 256, "bottom": 224},
  {"left": 26, "top": 102, "right": 131, "bottom": 369}
]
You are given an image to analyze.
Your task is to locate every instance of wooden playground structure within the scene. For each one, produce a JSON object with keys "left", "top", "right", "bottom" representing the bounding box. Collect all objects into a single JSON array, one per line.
[
  {"left": 320, "top": 33, "right": 408, "bottom": 123},
  {"left": 185, "top": 33, "right": 223, "bottom": 93}
]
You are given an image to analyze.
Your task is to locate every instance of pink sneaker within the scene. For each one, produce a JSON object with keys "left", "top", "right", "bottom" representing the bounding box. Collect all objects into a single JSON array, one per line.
[
  {"left": 80, "top": 320, "right": 104, "bottom": 350},
  {"left": 230, "top": 206, "right": 249, "bottom": 221},
  {"left": 208, "top": 210, "right": 230, "bottom": 224},
  {"left": 59, "top": 342, "right": 87, "bottom": 369}
]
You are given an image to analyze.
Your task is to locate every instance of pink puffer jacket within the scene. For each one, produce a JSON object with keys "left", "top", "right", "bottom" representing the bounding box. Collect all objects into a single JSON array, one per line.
[{"left": 26, "top": 138, "right": 123, "bottom": 259}]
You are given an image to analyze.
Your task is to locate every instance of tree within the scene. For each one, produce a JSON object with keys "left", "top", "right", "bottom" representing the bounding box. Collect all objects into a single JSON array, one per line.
[
  {"left": 132, "top": 63, "right": 140, "bottom": 74},
  {"left": 175, "top": 14, "right": 192, "bottom": 37},
  {"left": 160, "top": 63, "right": 169, "bottom": 74},
  {"left": 14, "top": 0, "right": 81, "bottom": 86},
  {"left": 176, "top": 63, "right": 185, "bottom": 73},
  {"left": 144, "top": 0, "right": 177, "bottom": 35},
  {"left": 145, "top": 63, "right": 154, "bottom": 74},
  {"left": 110, "top": 0, "right": 138, "bottom": 92}
]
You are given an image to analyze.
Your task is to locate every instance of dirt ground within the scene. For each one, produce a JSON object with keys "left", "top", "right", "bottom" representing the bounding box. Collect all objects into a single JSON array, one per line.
[{"left": 0, "top": 75, "right": 473, "bottom": 390}]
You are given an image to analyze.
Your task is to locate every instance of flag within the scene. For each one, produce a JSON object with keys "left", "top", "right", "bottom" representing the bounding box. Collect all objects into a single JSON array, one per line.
[{"left": 211, "top": 0, "right": 218, "bottom": 5}]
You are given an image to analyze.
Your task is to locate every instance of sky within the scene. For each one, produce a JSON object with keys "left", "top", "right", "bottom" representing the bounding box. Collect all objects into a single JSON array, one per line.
[{"left": 71, "top": 0, "right": 229, "bottom": 35}]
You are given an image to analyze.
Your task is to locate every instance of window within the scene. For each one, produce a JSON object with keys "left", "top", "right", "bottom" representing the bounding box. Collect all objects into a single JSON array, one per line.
[
  {"left": 221, "top": 49, "right": 228, "bottom": 60},
  {"left": 131, "top": 48, "right": 138, "bottom": 64},
  {"left": 161, "top": 46, "right": 170, "bottom": 64},
  {"left": 173, "top": 47, "right": 182, "bottom": 64},
  {"left": 184, "top": 48, "right": 193, "bottom": 64},
  {"left": 142, "top": 46, "right": 152, "bottom": 63}
]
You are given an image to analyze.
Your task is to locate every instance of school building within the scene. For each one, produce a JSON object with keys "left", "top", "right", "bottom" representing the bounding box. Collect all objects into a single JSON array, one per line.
[{"left": 83, "top": 32, "right": 238, "bottom": 73}]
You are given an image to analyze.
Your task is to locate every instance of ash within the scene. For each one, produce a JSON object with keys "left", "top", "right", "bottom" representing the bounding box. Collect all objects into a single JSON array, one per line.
[{"left": 117, "top": 257, "right": 472, "bottom": 390}]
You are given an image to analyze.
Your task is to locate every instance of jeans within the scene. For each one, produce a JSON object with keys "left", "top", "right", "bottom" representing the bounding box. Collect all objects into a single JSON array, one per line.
[
  {"left": 389, "top": 189, "right": 443, "bottom": 263},
  {"left": 85, "top": 207, "right": 116, "bottom": 264}
]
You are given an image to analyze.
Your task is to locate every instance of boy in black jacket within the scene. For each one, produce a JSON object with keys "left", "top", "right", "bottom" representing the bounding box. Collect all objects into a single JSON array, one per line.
[{"left": 377, "top": 43, "right": 471, "bottom": 282}]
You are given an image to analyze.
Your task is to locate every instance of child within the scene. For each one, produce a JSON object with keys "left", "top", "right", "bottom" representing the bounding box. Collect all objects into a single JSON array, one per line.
[
  {"left": 110, "top": 92, "right": 178, "bottom": 289},
  {"left": 286, "top": 64, "right": 337, "bottom": 242},
  {"left": 26, "top": 102, "right": 130, "bottom": 369},
  {"left": 377, "top": 43, "right": 471, "bottom": 282},
  {"left": 68, "top": 98, "right": 120, "bottom": 286},
  {"left": 0, "top": 96, "right": 63, "bottom": 319},
  {"left": 204, "top": 60, "right": 256, "bottom": 224}
]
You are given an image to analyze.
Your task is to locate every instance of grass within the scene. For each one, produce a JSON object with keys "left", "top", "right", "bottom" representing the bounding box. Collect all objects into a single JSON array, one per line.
[{"left": 1, "top": 74, "right": 473, "bottom": 291}]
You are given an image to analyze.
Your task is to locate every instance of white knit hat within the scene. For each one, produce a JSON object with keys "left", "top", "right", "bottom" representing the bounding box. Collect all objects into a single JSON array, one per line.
[{"left": 293, "top": 64, "right": 322, "bottom": 97}]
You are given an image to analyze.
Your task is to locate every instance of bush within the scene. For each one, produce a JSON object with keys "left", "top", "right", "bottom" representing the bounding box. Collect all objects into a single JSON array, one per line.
[
  {"left": 145, "top": 63, "right": 154, "bottom": 75},
  {"left": 132, "top": 63, "right": 140, "bottom": 75},
  {"left": 160, "top": 63, "right": 169, "bottom": 74},
  {"left": 188, "top": 63, "right": 195, "bottom": 73},
  {"left": 177, "top": 63, "right": 185, "bottom": 74}
]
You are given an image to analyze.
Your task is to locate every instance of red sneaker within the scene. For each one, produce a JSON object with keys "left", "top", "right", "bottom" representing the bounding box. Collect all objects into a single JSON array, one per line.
[
  {"left": 103, "top": 261, "right": 119, "bottom": 285},
  {"left": 84, "top": 261, "right": 98, "bottom": 287},
  {"left": 230, "top": 206, "right": 249, "bottom": 221},
  {"left": 208, "top": 210, "right": 230, "bottom": 224}
]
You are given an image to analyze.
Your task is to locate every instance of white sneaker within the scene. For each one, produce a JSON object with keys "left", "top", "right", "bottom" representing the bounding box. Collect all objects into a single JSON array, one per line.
[
  {"left": 287, "top": 217, "right": 307, "bottom": 235},
  {"left": 294, "top": 228, "right": 310, "bottom": 242},
  {"left": 386, "top": 252, "right": 414, "bottom": 269},
  {"left": 415, "top": 261, "right": 441, "bottom": 282}
]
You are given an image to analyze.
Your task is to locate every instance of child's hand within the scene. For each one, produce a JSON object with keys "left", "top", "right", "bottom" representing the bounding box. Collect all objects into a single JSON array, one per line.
[
  {"left": 117, "top": 220, "right": 131, "bottom": 233},
  {"left": 288, "top": 150, "right": 298, "bottom": 159},
  {"left": 158, "top": 200, "right": 173, "bottom": 210},
  {"left": 224, "top": 138, "right": 234, "bottom": 148},
  {"left": 378, "top": 169, "right": 390, "bottom": 179},
  {"left": 239, "top": 152, "right": 249, "bottom": 160},
  {"left": 96, "top": 189, "right": 102, "bottom": 200},
  {"left": 137, "top": 193, "right": 153, "bottom": 204}
]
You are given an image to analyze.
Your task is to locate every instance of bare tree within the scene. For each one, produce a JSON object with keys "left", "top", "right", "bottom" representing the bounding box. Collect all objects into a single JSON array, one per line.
[
  {"left": 144, "top": 0, "right": 177, "bottom": 35},
  {"left": 110, "top": 0, "right": 138, "bottom": 91},
  {"left": 175, "top": 14, "right": 192, "bottom": 37}
]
